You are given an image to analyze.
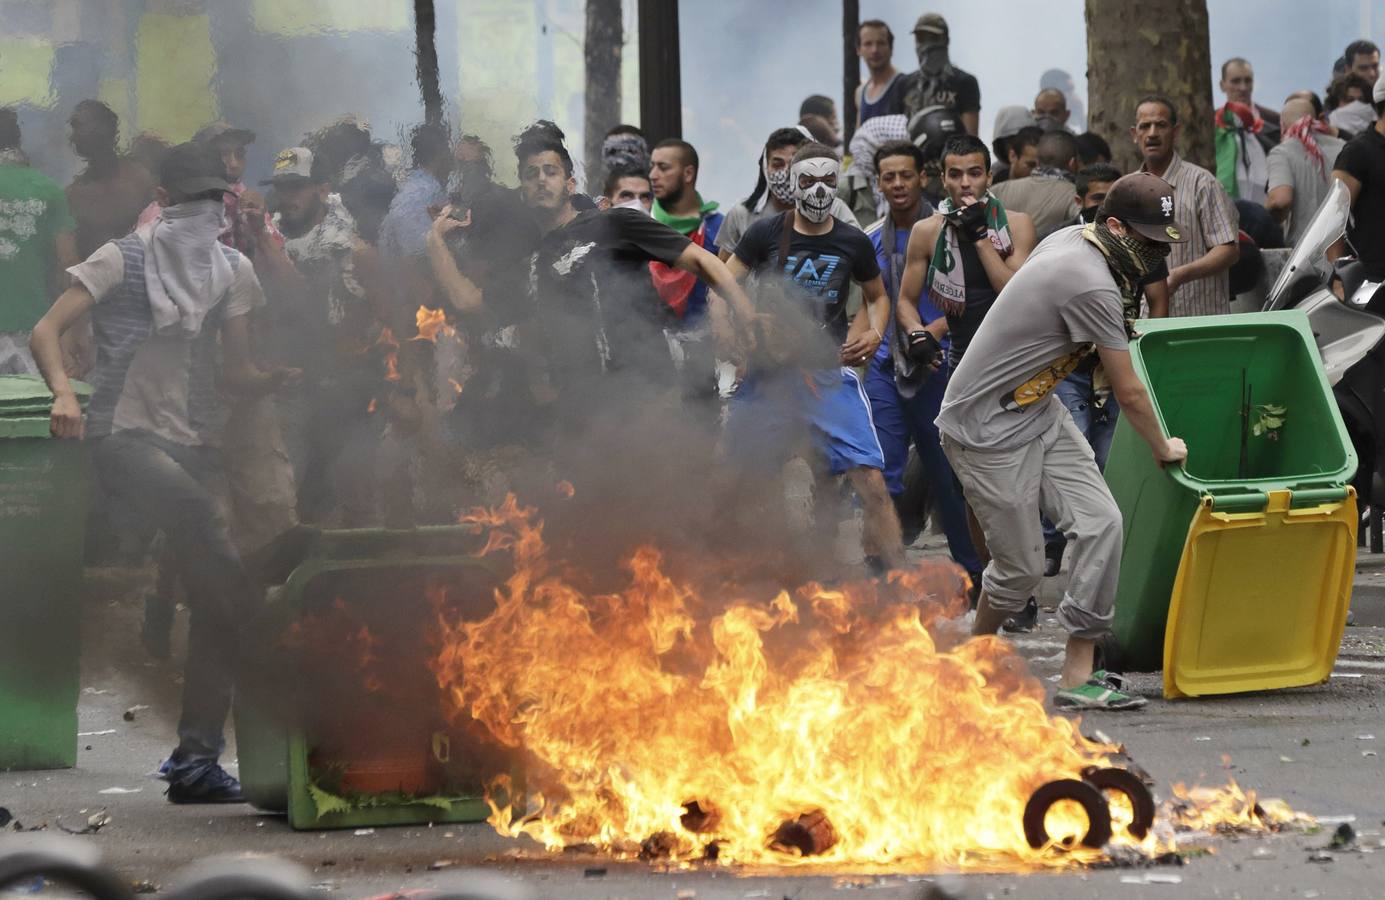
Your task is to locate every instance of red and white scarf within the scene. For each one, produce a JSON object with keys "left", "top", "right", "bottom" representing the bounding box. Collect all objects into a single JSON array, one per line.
[{"left": 1282, "top": 114, "right": 1334, "bottom": 177}]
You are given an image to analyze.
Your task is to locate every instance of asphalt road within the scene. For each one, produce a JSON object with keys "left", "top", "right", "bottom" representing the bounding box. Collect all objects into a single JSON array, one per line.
[{"left": 5, "top": 548, "right": 1385, "bottom": 899}]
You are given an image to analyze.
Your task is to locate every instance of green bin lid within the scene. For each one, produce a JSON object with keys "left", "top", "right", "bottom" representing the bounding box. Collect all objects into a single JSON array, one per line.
[{"left": 0, "top": 375, "right": 91, "bottom": 417}]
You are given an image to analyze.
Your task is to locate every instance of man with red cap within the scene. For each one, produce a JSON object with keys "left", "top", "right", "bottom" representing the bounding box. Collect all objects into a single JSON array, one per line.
[{"left": 931, "top": 172, "right": 1190, "bottom": 711}]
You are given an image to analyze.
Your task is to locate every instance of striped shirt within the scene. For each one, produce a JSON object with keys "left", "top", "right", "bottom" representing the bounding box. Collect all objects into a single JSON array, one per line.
[
  {"left": 1141, "top": 154, "right": 1239, "bottom": 316},
  {"left": 67, "top": 230, "right": 260, "bottom": 446}
]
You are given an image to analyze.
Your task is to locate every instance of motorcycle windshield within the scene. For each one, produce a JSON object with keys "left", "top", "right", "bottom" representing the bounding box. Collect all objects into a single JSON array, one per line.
[{"left": 1265, "top": 179, "right": 1351, "bottom": 310}]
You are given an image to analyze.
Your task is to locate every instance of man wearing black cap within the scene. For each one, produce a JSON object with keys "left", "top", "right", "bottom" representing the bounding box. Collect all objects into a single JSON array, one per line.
[
  {"left": 30, "top": 141, "right": 299, "bottom": 803},
  {"left": 902, "top": 13, "right": 980, "bottom": 137},
  {"left": 932, "top": 173, "right": 1189, "bottom": 711}
]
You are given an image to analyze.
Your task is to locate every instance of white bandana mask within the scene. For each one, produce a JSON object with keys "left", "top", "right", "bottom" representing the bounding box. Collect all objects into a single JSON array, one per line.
[
  {"left": 613, "top": 197, "right": 651, "bottom": 215},
  {"left": 791, "top": 157, "right": 838, "bottom": 224},
  {"left": 144, "top": 199, "right": 233, "bottom": 338}
]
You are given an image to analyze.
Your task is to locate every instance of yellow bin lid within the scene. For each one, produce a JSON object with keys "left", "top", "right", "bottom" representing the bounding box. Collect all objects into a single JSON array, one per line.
[{"left": 1163, "top": 488, "right": 1356, "bottom": 698}]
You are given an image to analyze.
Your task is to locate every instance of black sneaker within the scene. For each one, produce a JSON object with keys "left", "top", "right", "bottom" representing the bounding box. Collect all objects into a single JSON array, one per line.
[
  {"left": 165, "top": 762, "right": 244, "bottom": 805},
  {"left": 1002, "top": 597, "right": 1039, "bottom": 633},
  {"left": 1043, "top": 542, "right": 1065, "bottom": 577}
]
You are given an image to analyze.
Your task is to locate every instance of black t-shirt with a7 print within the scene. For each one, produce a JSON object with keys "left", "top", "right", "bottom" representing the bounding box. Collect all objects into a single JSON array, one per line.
[{"left": 733, "top": 213, "right": 880, "bottom": 344}]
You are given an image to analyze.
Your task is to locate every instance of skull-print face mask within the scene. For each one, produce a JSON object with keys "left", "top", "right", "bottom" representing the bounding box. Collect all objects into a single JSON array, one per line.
[{"left": 791, "top": 156, "right": 838, "bottom": 224}]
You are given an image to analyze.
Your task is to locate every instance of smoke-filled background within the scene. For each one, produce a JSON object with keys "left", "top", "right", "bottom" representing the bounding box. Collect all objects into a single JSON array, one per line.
[{"left": 0, "top": 0, "right": 1378, "bottom": 203}]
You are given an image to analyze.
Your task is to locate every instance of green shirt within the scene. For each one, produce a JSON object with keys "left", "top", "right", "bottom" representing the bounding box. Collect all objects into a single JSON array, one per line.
[{"left": 0, "top": 163, "right": 75, "bottom": 332}]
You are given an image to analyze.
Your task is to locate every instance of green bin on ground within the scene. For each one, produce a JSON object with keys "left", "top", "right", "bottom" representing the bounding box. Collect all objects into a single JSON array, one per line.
[
  {"left": 235, "top": 527, "right": 521, "bottom": 829},
  {"left": 0, "top": 375, "right": 91, "bottom": 770},
  {"left": 1103, "top": 311, "right": 1357, "bottom": 697}
]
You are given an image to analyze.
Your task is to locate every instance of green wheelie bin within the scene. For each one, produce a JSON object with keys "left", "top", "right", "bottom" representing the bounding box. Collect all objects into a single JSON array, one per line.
[
  {"left": 0, "top": 375, "right": 91, "bottom": 770},
  {"left": 235, "top": 526, "right": 520, "bottom": 829},
  {"left": 1103, "top": 311, "right": 1357, "bottom": 698}
]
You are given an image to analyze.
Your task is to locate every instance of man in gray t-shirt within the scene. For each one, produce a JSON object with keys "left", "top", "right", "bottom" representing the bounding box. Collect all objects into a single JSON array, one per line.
[
  {"left": 935, "top": 173, "right": 1188, "bottom": 711},
  {"left": 1266, "top": 98, "right": 1346, "bottom": 245}
]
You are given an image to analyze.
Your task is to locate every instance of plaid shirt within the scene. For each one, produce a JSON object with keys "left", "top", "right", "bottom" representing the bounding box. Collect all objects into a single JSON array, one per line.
[{"left": 1141, "top": 154, "right": 1239, "bottom": 316}]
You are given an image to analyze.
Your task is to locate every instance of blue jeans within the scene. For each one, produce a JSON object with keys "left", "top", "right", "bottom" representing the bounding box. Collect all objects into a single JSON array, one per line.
[
  {"left": 864, "top": 355, "right": 982, "bottom": 575},
  {"left": 92, "top": 431, "right": 258, "bottom": 775},
  {"left": 1043, "top": 368, "right": 1121, "bottom": 548}
]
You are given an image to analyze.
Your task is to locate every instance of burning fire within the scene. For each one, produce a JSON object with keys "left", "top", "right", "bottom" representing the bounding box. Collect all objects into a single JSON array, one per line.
[
  {"left": 414, "top": 305, "right": 457, "bottom": 343},
  {"left": 1165, "top": 779, "right": 1308, "bottom": 834},
  {"left": 430, "top": 495, "right": 1173, "bottom": 868},
  {"left": 377, "top": 327, "right": 401, "bottom": 382}
]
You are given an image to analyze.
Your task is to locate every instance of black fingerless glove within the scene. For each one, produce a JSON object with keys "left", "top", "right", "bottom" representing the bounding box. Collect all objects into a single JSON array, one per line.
[
  {"left": 954, "top": 202, "right": 989, "bottom": 243},
  {"left": 907, "top": 330, "right": 941, "bottom": 367}
]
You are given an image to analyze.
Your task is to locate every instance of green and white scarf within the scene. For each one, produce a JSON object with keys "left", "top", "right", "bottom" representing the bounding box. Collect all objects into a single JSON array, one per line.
[{"left": 924, "top": 192, "right": 1012, "bottom": 313}]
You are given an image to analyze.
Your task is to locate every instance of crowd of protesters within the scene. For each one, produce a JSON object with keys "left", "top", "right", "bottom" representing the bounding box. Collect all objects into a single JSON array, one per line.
[{"left": 2, "top": 11, "right": 1383, "bottom": 799}]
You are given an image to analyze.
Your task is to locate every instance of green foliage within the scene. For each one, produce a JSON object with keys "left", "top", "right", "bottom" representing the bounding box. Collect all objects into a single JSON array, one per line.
[
  {"left": 307, "top": 771, "right": 461, "bottom": 819},
  {"left": 1250, "top": 403, "right": 1286, "bottom": 441}
]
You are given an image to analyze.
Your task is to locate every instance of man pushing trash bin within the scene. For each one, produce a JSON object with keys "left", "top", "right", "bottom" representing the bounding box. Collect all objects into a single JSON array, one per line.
[
  {"left": 932, "top": 172, "right": 1189, "bottom": 710},
  {"left": 28, "top": 142, "right": 297, "bottom": 802}
]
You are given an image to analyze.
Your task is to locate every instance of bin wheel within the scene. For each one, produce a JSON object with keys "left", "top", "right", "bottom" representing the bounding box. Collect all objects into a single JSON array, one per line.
[
  {"left": 1081, "top": 766, "right": 1156, "bottom": 839},
  {"left": 1022, "top": 778, "right": 1113, "bottom": 850}
]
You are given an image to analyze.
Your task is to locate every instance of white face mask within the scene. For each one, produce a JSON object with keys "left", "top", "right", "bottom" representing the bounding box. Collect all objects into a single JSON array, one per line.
[
  {"left": 790, "top": 157, "right": 838, "bottom": 223},
  {"left": 613, "top": 197, "right": 650, "bottom": 215}
]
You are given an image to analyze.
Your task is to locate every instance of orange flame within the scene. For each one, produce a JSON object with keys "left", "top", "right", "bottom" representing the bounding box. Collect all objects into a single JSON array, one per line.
[
  {"left": 377, "top": 327, "right": 401, "bottom": 382},
  {"left": 414, "top": 305, "right": 456, "bottom": 343},
  {"left": 367, "top": 398, "right": 378, "bottom": 414},
  {"left": 1164, "top": 779, "right": 1309, "bottom": 834},
  {"left": 431, "top": 496, "right": 1163, "bottom": 868},
  {"left": 556, "top": 480, "right": 575, "bottom": 499}
]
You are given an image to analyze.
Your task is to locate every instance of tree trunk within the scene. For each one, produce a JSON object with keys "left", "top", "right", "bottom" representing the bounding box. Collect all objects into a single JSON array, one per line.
[
  {"left": 413, "top": 0, "right": 444, "bottom": 127},
  {"left": 842, "top": 0, "right": 859, "bottom": 146},
  {"left": 1085, "top": 0, "right": 1213, "bottom": 173},
  {"left": 584, "top": 0, "right": 623, "bottom": 193},
  {"left": 637, "top": 0, "right": 681, "bottom": 146}
]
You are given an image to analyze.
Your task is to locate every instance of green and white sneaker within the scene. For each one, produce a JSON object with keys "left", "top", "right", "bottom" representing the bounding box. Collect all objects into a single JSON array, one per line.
[{"left": 1054, "top": 670, "right": 1148, "bottom": 710}]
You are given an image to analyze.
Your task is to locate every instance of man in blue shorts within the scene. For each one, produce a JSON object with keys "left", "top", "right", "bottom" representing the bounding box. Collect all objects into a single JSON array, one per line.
[{"left": 722, "top": 141, "right": 905, "bottom": 572}]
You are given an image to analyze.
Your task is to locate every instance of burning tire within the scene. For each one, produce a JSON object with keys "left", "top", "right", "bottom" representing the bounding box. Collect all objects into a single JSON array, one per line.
[
  {"left": 1022, "top": 778, "right": 1113, "bottom": 850},
  {"left": 1082, "top": 766, "right": 1156, "bottom": 840}
]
